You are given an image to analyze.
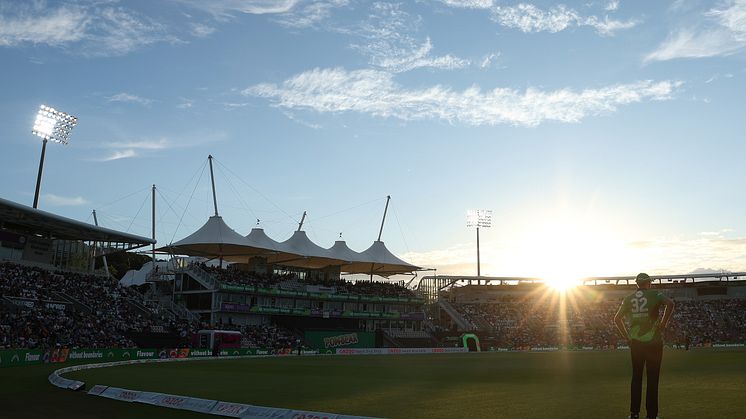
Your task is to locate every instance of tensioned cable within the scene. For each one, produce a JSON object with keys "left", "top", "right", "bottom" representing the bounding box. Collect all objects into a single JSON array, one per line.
[
  {"left": 156, "top": 189, "right": 200, "bottom": 230},
  {"left": 292, "top": 197, "right": 388, "bottom": 241},
  {"left": 214, "top": 163, "right": 259, "bottom": 222},
  {"left": 170, "top": 161, "right": 208, "bottom": 244},
  {"left": 391, "top": 203, "right": 411, "bottom": 253},
  {"left": 98, "top": 212, "right": 136, "bottom": 232},
  {"left": 155, "top": 186, "right": 208, "bottom": 228},
  {"left": 97, "top": 186, "right": 150, "bottom": 210},
  {"left": 126, "top": 191, "right": 151, "bottom": 234},
  {"left": 305, "top": 196, "right": 387, "bottom": 224},
  {"left": 213, "top": 158, "right": 295, "bottom": 223}
]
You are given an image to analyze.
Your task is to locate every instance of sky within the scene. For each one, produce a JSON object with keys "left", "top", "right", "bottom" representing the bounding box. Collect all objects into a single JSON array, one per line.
[{"left": 1, "top": 0, "right": 746, "bottom": 280}]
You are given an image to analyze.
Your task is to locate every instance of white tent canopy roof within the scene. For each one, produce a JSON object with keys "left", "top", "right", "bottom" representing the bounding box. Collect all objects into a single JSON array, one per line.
[
  {"left": 119, "top": 260, "right": 172, "bottom": 287},
  {"left": 158, "top": 216, "right": 269, "bottom": 259},
  {"left": 341, "top": 240, "right": 421, "bottom": 276},
  {"left": 162, "top": 218, "right": 420, "bottom": 274},
  {"left": 245, "top": 228, "right": 282, "bottom": 252},
  {"left": 269, "top": 230, "right": 347, "bottom": 269},
  {"left": 327, "top": 240, "right": 366, "bottom": 263}
]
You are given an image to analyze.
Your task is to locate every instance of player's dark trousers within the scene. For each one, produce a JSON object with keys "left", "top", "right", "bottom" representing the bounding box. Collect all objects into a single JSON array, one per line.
[{"left": 630, "top": 340, "right": 663, "bottom": 418}]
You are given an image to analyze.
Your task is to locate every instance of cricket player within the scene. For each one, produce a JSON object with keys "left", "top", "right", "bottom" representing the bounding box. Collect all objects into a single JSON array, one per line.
[{"left": 614, "top": 273, "right": 675, "bottom": 419}]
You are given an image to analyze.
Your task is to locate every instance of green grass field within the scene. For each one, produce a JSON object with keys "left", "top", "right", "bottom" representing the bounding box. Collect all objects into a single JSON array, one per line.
[{"left": 3, "top": 349, "right": 745, "bottom": 418}]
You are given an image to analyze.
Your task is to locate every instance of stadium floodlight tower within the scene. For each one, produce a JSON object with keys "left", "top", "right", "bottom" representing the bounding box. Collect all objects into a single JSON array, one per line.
[
  {"left": 466, "top": 209, "right": 492, "bottom": 280},
  {"left": 31, "top": 104, "right": 77, "bottom": 209}
]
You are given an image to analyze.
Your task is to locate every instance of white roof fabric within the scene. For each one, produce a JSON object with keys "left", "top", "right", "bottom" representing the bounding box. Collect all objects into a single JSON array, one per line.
[
  {"left": 119, "top": 260, "right": 172, "bottom": 287},
  {"left": 159, "top": 216, "right": 268, "bottom": 260},
  {"left": 341, "top": 240, "right": 420, "bottom": 276},
  {"left": 245, "top": 228, "right": 282, "bottom": 252},
  {"left": 163, "top": 218, "right": 420, "bottom": 274},
  {"left": 269, "top": 231, "right": 347, "bottom": 269},
  {"left": 327, "top": 240, "right": 365, "bottom": 262}
]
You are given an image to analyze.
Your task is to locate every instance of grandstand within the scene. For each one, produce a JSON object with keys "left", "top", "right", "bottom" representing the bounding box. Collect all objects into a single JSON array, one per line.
[{"left": 432, "top": 276, "right": 746, "bottom": 351}]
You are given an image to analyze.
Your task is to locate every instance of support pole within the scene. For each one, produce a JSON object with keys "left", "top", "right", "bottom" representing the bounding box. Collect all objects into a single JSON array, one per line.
[
  {"left": 476, "top": 227, "right": 481, "bottom": 279},
  {"left": 33, "top": 139, "right": 48, "bottom": 209},
  {"left": 297, "top": 211, "right": 307, "bottom": 232},
  {"left": 208, "top": 155, "right": 219, "bottom": 216},
  {"left": 377, "top": 195, "right": 391, "bottom": 241},
  {"left": 152, "top": 184, "right": 156, "bottom": 275},
  {"left": 92, "top": 210, "right": 110, "bottom": 278}
]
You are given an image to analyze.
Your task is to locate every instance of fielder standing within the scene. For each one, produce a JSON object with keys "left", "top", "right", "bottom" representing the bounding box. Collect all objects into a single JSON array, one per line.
[{"left": 614, "top": 273, "right": 675, "bottom": 419}]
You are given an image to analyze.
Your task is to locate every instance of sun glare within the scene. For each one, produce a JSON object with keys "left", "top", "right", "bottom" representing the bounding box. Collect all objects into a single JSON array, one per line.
[
  {"left": 545, "top": 276, "right": 579, "bottom": 291},
  {"left": 500, "top": 211, "right": 630, "bottom": 287}
]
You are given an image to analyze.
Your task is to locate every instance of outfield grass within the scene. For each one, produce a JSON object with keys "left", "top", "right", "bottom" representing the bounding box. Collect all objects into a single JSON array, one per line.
[{"left": 3, "top": 349, "right": 745, "bottom": 418}]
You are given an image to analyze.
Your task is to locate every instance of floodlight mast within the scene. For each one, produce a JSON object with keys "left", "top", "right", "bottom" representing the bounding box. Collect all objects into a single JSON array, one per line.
[
  {"left": 31, "top": 104, "right": 77, "bottom": 209},
  {"left": 32, "top": 139, "right": 48, "bottom": 209},
  {"left": 467, "top": 209, "right": 492, "bottom": 280}
]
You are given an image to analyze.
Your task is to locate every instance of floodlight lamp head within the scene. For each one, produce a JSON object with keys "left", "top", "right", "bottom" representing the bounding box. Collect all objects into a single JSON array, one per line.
[
  {"left": 31, "top": 104, "right": 77, "bottom": 144},
  {"left": 466, "top": 209, "right": 493, "bottom": 228}
]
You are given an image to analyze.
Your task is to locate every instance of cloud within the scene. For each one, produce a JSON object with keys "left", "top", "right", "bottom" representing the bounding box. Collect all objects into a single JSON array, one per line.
[
  {"left": 348, "top": 2, "right": 471, "bottom": 73},
  {"left": 439, "top": 0, "right": 493, "bottom": 9},
  {"left": 97, "top": 149, "right": 138, "bottom": 161},
  {"left": 43, "top": 193, "right": 89, "bottom": 206},
  {"left": 0, "top": 2, "right": 180, "bottom": 55},
  {"left": 107, "top": 138, "right": 171, "bottom": 150},
  {"left": 177, "top": 98, "right": 195, "bottom": 108},
  {"left": 438, "top": 1, "right": 638, "bottom": 36},
  {"left": 244, "top": 67, "right": 681, "bottom": 127},
  {"left": 0, "top": 3, "right": 88, "bottom": 46},
  {"left": 174, "top": 0, "right": 299, "bottom": 19},
  {"left": 605, "top": 1, "right": 620, "bottom": 12},
  {"left": 274, "top": 0, "right": 349, "bottom": 28},
  {"left": 490, "top": 3, "right": 638, "bottom": 36},
  {"left": 366, "top": 37, "right": 470, "bottom": 73},
  {"left": 190, "top": 23, "right": 216, "bottom": 38},
  {"left": 107, "top": 93, "right": 153, "bottom": 106},
  {"left": 93, "top": 138, "right": 170, "bottom": 161},
  {"left": 479, "top": 52, "right": 500, "bottom": 69},
  {"left": 645, "top": 1, "right": 746, "bottom": 62}
]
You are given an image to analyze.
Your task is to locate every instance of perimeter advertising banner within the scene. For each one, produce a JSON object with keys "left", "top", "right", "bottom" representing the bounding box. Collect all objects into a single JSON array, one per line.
[
  {"left": 304, "top": 331, "right": 375, "bottom": 349},
  {"left": 0, "top": 346, "right": 300, "bottom": 367},
  {"left": 0, "top": 348, "right": 161, "bottom": 368}
]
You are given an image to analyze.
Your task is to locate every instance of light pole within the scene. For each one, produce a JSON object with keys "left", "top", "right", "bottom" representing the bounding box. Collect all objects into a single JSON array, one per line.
[
  {"left": 467, "top": 209, "right": 492, "bottom": 281},
  {"left": 31, "top": 105, "right": 77, "bottom": 209}
]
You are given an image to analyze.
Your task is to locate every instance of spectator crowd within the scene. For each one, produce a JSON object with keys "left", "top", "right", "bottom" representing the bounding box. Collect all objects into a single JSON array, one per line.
[
  {"left": 199, "top": 263, "right": 416, "bottom": 298},
  {"left": 0, "top": 262, "right": 301, "bottom": 351},
  {"left": 451, "top": 294, "right": 746, "bottom": 349}
]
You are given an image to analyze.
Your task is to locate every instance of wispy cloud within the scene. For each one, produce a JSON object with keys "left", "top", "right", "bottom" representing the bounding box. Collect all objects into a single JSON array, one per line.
[
  {"left": 244, "top": 67, "right": 681, "bottom": 127},
  {"left": 479, "top": 52, "right": 501, "bottom": 69},
  {"left": 43, "top": 193, "right": 89, "bottom": 206},
  {"left": 439, "top": 0, "right": 494, "bottom": 9},
  {"left": 0, "top": 3, "right": 88, "bottom": 46},
  {"left": 174, "top": 0, "right": 300, "bottom": 18},
  {"left": 0, "top": 1, "right": 180, "bottom": 55},
  {"left": 107, "top": 138, "right": 171, "bottom": 150},
  {"left": 97, "top": 149, "right": 138, "bottom": 162},
  {"left": 190, "top": 23, "right": 216, "bottom": 38},
  {"left": 93, "top": 137, "right": 171, "bottom": 161},
  {"left": 274, "top": 0, "right": 349, "bottom": 28},
  {"left": 107, "top": 93, "right": 153, "bottom": 106},
  {"left": 177, "top": 98, "right": 195, "bottom": 109},
  {"left": 439, "top": 1, "right": 638, "bottom": 36},
  {"left": 348, "top": 2, "right": 471, "bottom": 73},
  {"left": 606, "top": 1, "right": 620, "bottom": 12},
  {"left": 491, "top": 4, "right": 639, "bottom": 36},
  {"left": 645, "top": 0, "right": 746, "bottom": 62}
]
